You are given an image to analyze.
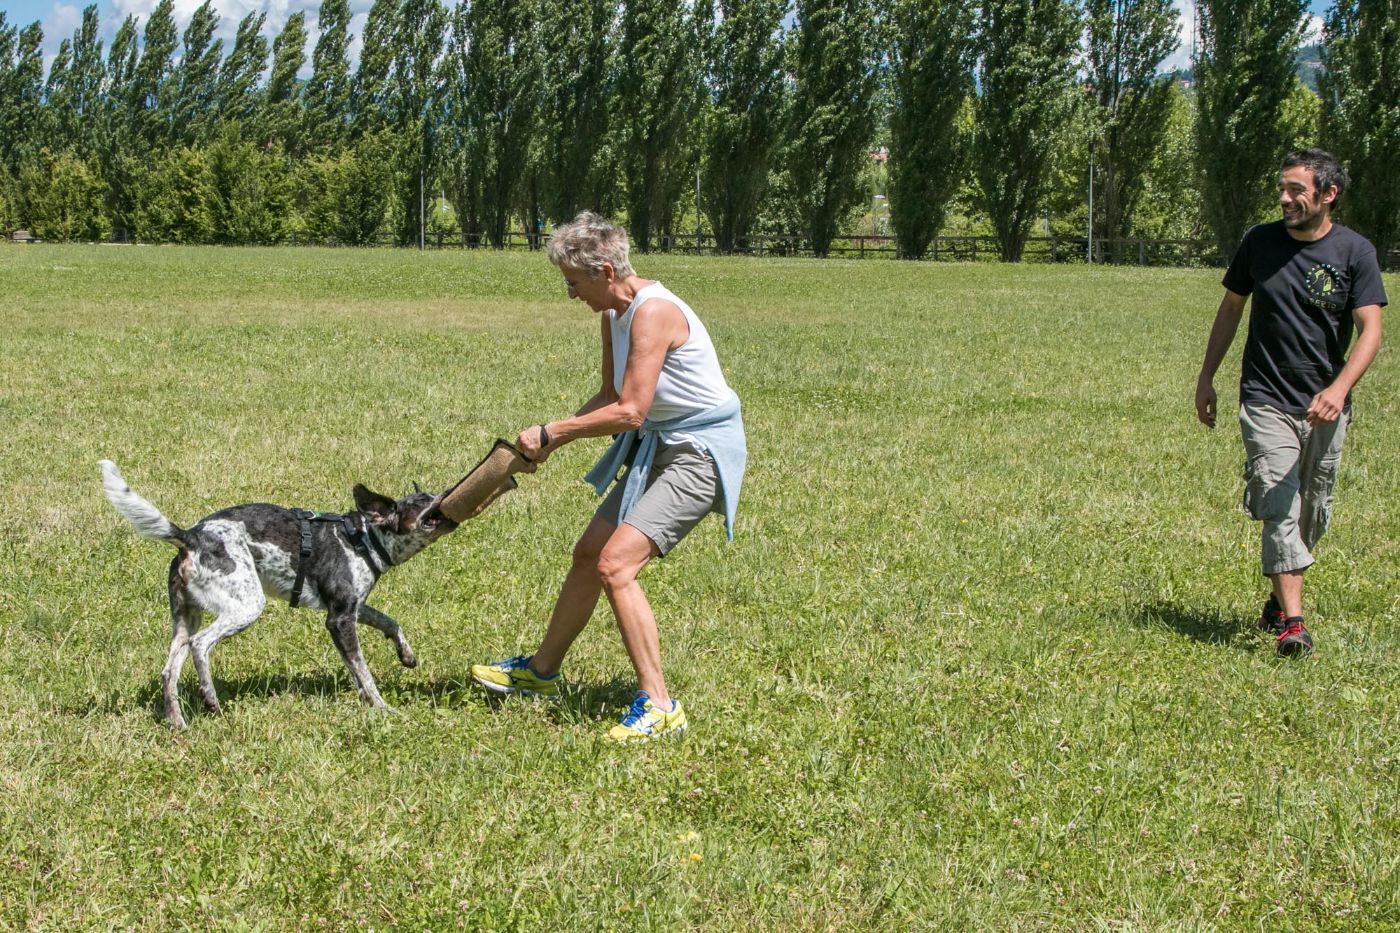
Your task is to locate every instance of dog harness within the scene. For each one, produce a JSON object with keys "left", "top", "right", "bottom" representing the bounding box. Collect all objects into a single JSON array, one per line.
[{"left": 289, "top": 509, "right": 394, "bottom": 609}]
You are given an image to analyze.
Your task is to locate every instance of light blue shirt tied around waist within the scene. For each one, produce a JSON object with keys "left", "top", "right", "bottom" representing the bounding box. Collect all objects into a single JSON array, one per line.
[{"left": 583, "top": 393, "right": 746, "bottom": 540}]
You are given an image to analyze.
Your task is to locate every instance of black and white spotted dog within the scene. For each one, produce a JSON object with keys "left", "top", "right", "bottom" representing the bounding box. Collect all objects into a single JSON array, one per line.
[{"left": 99, "top": 460, "right": 458, "bottom": 729}]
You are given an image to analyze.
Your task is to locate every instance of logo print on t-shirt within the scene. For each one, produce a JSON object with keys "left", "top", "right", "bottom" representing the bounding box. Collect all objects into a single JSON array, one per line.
[{"left": 1303, "top": 263, "right": 1344, "bottom": 310}]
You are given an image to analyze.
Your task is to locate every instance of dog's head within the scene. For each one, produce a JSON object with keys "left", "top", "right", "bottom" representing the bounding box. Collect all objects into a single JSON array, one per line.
[{"left": 353, "top": 483, "right": 459, "bottom": 565}]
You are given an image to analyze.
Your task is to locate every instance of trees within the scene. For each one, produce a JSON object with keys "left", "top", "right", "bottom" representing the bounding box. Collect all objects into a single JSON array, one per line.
[
  {"left": 1082, "top": 0, "right": 1178, "bottom": 260},
  {"left": 42, "top": 6, "right": 105, "bottom": 156},
  {"left": 699, "top": 0, "right": 788, "bottom": 253},
  {"left": 388, "top": 0, "right": 447, "bottom": 246},
  {"left": 169, "top": 1, "right": 223, "bottom": 147},
  {"left": 535, "top": 0, "right": 619, "bottom": 224},
  {"left": 132, "top": 0, "right": 178, "bottom": 149},
  {"left": 0, "top": 21, "right": 47, "bottom": 172},
  {"left": 19, "top": 147, "right": 109, "bottom": 241},
  {"left": 972, "top": 0, "right": 1082, "bottom": 262},
  {"left": 1320, "top": 0, "right": 1400, "bottom": 262},
  {"left": 263, "top": 12, "right": 308, "bottom": 154},
  {"left": 217, "top": 13, "right": 270, "bottom": 130},
  {"left": 304, "top": 0, "right": 353, "bottom": 152},
  {"left": 440, "top": 0, "right": 544, "bottom": 246},
  {"left": 1194, "top": 0, "right": 1307, "bottom": 258},
  {"left": 352, "top": 0, "right": 397, "bottom": 140},
  {"left": 784, "top": 0, "right": 881, "bottom": 257},
  {"left": 887, "top": 0, "right": 977, "bottom": 259},
  {"left": 616, "top": 0, "right": 708, "bottom": 251}
]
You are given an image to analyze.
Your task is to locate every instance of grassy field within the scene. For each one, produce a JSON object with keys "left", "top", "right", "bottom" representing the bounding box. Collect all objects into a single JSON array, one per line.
[{"left": 0, "top": 244, "right": 1397, "bottom": 929}]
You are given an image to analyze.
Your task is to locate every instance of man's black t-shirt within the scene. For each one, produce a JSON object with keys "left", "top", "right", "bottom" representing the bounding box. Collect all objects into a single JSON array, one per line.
[{"left": 1222, "top": 221, "right": 1388, "bottom": 415}]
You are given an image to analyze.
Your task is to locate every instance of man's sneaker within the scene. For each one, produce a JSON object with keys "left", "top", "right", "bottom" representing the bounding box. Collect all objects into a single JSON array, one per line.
[
  {"left": 605, "top": 691, "right": 688, "bottom": 744},
  {"left": 1258, "top": 596, "right": 1287, "bottom": 636},
  {"left": 470, "top": 654, "right": 561, "bottom": 697},
  {"left": 1276, "top": 618, "right": 1314, "bottom": 657}
]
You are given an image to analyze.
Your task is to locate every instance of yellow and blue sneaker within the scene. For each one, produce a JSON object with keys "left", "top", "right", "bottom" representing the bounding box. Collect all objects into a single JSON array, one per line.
[
  {"left": 605, "top": 691, "right": 688, "bottom": 744},
  {"left": 470, "top": 654, "right": 561, "bottom": 698}
]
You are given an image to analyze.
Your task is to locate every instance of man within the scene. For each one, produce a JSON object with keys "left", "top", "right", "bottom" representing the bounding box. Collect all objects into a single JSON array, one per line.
[
  {"left": 1196, "top": 149, "right": 1386, "bottom": 655},
  {"left": 470, "top": 212, "right": 746, "bottom": 741}
]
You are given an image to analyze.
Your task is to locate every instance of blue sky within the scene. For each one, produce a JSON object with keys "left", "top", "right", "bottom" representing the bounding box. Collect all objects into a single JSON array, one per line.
[{"left": 2, "top": 0, "right": 1330, "bottom": 76}]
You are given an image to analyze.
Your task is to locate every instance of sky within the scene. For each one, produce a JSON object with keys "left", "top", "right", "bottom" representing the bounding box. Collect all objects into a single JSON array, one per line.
[{"left": 2, "top": 0, "right": 1328, "bottom": 78}]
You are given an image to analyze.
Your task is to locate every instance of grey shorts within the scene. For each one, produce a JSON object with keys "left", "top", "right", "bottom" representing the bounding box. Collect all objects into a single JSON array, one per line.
[
  {"left": 596, "top": 442, "right": 721, "bottom": 556},
  {"left": 1239, "top": 402, "right": 1350, "bottom": 576}
]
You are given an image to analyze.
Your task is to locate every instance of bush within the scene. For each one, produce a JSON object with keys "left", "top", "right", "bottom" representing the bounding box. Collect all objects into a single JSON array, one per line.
[
  {"left": 0, "top": 167, "right": 16, "bottom": 233},
  {"left": 131, "top": 148, "right": 219, "bottom": 244},
  {"left": 19, "top": 148, "right": 111, "bottom": 242},
  {"left": 207, "top": 129, "right": 294, "bottom": 244},
  {"left": 296, "top": 133, "right": 392, "bottom": 245}
]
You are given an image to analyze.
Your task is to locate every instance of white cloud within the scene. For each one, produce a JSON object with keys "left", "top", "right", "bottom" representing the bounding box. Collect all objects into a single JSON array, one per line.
[
  {"left": 1160, "top": 0, "right": 1196, "bottom": 74},
  {"left": 1303, "top": 13, "right": 1324, "bottom": 44}
]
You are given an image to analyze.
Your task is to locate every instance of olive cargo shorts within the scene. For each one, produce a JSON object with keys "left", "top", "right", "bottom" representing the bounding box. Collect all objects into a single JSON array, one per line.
[{"left": 1239, "top": 402, "right": 1350, "bottom": 576}]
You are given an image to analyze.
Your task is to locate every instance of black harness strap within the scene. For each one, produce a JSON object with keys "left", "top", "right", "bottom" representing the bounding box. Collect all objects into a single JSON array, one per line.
[
  {"left": 290, "top": 509, "right": 326, "bottom": 609},
  {"left": 342, "top": 513, "right": 393, "bottom": 574},
  {"left": 289, "top": 509, "right": 393, "bottom": 609}
]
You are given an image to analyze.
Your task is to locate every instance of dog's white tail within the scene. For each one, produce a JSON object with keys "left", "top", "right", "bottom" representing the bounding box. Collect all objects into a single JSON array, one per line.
[{"left": 99, "top": 460, "right": 184, "bottom": 543}]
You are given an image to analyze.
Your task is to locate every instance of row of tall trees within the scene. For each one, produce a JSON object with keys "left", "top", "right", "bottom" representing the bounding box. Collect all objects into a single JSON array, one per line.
[{"left": 0, "top": 0, "right": 1395, "bottom": 260}]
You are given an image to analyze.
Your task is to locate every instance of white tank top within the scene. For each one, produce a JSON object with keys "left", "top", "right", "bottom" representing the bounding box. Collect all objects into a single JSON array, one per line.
[{"left": 608, "top": 282, "right": 734, "bottom": 446}]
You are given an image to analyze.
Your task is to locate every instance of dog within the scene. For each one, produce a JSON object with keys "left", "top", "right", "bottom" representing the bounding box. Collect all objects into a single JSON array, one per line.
[{"left": 99, "top": 460, "right": 458, "bottom": 729}]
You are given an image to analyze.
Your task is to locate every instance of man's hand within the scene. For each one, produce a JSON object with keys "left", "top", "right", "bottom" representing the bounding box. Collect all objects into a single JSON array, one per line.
[
  {"left": 1195, "top": 378, "right": 1218, "bottom": 428},
  {"left": 1306, "top": 386, "right": 1346, "bottom": 426}
]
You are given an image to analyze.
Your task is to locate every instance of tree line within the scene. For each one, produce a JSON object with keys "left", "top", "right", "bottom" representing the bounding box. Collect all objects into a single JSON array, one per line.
[{"left": 0, "top": 0, "right": 1395, "bottom": 262}]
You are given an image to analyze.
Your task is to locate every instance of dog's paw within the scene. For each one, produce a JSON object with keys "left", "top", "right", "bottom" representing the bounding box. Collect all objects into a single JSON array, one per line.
[{"left": 398, "top": 648, "right": 419, "bottom": 669}]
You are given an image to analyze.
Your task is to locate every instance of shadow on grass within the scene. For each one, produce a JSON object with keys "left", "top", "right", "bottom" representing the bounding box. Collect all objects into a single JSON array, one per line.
[
  {"left": 1129, "top": 601, "right": 1260, "bottom": 650},
  {"left": 473, "top": 674, "right": 639, "bottom": 726},
  {"left": 67, "top": 666, "right": 642, "bottom": 726}
]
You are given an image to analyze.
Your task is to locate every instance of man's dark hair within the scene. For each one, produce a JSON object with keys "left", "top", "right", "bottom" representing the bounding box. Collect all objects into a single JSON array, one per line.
[{"left": 1281, "top": 149, "right": 1349, "bottom": 202}]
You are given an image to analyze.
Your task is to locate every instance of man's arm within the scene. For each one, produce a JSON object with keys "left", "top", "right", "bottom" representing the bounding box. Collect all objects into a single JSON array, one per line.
[
  {"left": 1196, "top": 289, "right": 1249, "bottom": 428},
  {"left": 1306, "top": 303, "right": 1383, "bottom": 425}
]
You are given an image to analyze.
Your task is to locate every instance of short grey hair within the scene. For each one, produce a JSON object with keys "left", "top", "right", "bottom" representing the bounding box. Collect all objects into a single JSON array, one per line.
[{"left": 547, "top": 212, "right": 636, "bottom": 279}]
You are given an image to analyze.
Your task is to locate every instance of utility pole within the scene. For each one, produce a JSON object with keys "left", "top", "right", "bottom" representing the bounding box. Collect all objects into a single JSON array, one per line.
[
  {"left": 695, "top": 159, "right": 702, "bottom": 254},
  {"left": 1087, "top": 141, "right": 1094, "bottom": 264}
]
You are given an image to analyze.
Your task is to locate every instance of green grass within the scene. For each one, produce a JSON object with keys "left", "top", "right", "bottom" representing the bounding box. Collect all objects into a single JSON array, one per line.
[{"left": 1, "top": 244, "right": 1397, "bottom": 929}]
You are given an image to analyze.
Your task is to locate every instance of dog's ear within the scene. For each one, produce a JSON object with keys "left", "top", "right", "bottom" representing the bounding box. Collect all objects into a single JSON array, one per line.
[
  {"left": 413, "top": 481, "right": 423, "bottom": 494},
  {"left": 353, "top": 484, "right": 397, "bottom": 525}
]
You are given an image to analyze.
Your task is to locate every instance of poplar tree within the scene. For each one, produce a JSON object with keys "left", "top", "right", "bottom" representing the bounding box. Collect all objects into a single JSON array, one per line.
[
  {"left": 700, "top": 0, "right": 788, "bottom": 253},
  {"left": 389, "top": 0, "right": 446, "bottom": 245},
  {"left": 351, "top": 0, "right": 398, "bottom": 139},
  {"left": 1320, "top": 0, "right": 1400, "bottom": 261},
  {"left": 132, "top": 0, "right": 178, "bottom": 148},
  {"left": 887, "top": 0, "right": 976, "bottom": 259},
  {"left": 1083, "top": 0, "right": 1178, "bottom": 260},
  {"left": 1194, "top": 0, "right": 1307, "bottom": 258},
  {"left": 99, "top": 15, "right": 140, "bottom": 234},
  {"left": 263, "top": 12, "right": 308, "bottom": 154},
  {"left": 972, "top": 0, "right": 1081, "bottom": 262},
  {"left": 441, "top": 0, "right": 543, "bottom": 246},
  {"left": 304, "top": 0, "right": 353, "bottom": 151},
  {"left": 437, "top": 2, "right": 480, "bottom": 240},
  {"left": 42, "top": 41, "right": 74, "bottom": 152},
  {"left": 4, "top": 22, "right": 46, "bottom": 170},
  {"left": 536, "top": 0, "right": 618, "bottom": 223},
  {"left": 102, "top": 16, "right": 139, "bottom": 143},
  {"left": 784, "top": 0, "right": 881, "bottom": 257},
  {"left": 615, "top": 0, "right": 708, "bottom": 251},
  {"left": 169, "top": 0, "right": 223, "bottom": 146},
  {"left": 217, "top": 13, "right": 270, "bottom": 129}
]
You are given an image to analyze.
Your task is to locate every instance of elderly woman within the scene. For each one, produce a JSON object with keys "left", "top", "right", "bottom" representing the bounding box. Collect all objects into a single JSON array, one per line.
[{"left": 470, "top": 212, "right": 746, "bottom": 743}]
